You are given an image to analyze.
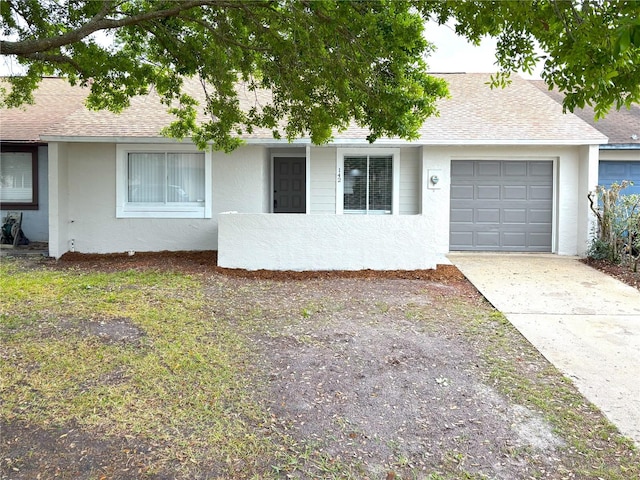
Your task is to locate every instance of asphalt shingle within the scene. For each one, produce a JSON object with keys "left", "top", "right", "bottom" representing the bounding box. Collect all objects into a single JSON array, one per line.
[
  {"left": 1, "top": 74, "right": 608, "bottom": 145},
  {"left": 0, "top": 78, "right": 88, "bottom": 142},
  {"left": 531, "top": 80, "right": 640, "bottom": 146}
]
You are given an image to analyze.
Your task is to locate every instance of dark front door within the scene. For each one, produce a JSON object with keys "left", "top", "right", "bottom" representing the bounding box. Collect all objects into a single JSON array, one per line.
[{"left": 273, "top": 157, "right": 306, "bottom": 213}]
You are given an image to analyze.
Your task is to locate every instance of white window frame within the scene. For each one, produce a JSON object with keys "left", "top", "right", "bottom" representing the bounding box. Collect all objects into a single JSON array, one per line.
[
  {"left": 116, "top": 144, "right": 212, "bottom": 218},
  {"left": 336, "top": 148, "right": 400, "bottom": 215}
]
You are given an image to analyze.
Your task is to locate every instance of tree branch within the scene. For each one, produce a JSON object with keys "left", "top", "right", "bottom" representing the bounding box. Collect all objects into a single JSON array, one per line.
[
  {"left": 180, "top": 15, "right": 271, "bottom": 53},
  {"left": 1, "top": 0, "right": 213, "bottom": 56},
  {"left": 21, "top": 51, "right": 86, "bottom": 73}
]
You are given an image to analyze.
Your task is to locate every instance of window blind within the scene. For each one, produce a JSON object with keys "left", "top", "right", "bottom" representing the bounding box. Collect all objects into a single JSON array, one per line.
[
  {"left": 128, "top": 152, "right": 205, "bottom": 204},
  {"left": 0, "top": 152, "right": 33, "bottom": 202},
  {"left": 344, "top": 155, "right": 392, "bottom": 213}
]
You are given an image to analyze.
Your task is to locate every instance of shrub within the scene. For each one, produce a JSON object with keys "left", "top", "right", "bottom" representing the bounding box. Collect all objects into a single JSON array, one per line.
[{"left": 588, "top": 181, "right": 640, "bottom": 271}]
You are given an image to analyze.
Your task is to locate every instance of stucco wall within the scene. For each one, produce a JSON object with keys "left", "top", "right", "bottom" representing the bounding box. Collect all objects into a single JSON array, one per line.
[
  {"left": 48, "top": 142, "right": 69, "bottom": 258},
  {"left": 420, "top": 146, "right": 451, "bottom": 255},
  {"left": 555, "top": 145, "right": 599, "bottom": 256},
  {"left": 218, "top": 213, "right": 447, "bottom": 271},
  {"left": 214, "top": 145, "right": 270, "bottom": 215},
  {"left": 49, "top": 143, "right": 270, "bottom": 257}
]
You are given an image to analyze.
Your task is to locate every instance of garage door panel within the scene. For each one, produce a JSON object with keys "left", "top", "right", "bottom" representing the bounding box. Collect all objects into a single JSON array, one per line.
[
  {"left": 477, "top": 185, "right": 500, "bottom": 199},
  {"left": 529, "top": 232, "right": 553, "bottom": 247},
  {"left": 478, "top": 162, "right": 501, "bottom": 176},
  {"left": 476, "top": 231, "right": 500, "bottom": 247},
  {"left": 530, "top": 161, "right": 554, "bottom": 176},
  {"left": 530, "top": 185, "right": 553, "bottom": 200},
  {"left": 504, "top": 185, "right": 527, "bottom": 199},
  {"left": 476, "top": 208, "right": 500, "bottom": 223},
  {"left": 451, "top": 185, "right": 474, "bottom": 200},
  {"left": 602, "top": 163, "right": 627, "bottom": 176},
  {"left": 529, "top": 208, "right": 552, "bottom": 224},
  {"left": 450, "top": 160, "right": 553, "bottom": 252},
  {"left": 451, "top": 208, "right": 473, "bottom": 223},
  {"left": 451, "top": 161, "right": 474, "bottom": 176},
  {"left": 503, "top": 209, "right": 527, "bottom": 224},
  {"left": 502, "top": 232, "right": 527, "bottom": 247},
  {"left": 450, "top": 231, "right": 473, "bottom": 247},
  {"left": 504, "top": 162, "right": 527, "bottom": 176}
]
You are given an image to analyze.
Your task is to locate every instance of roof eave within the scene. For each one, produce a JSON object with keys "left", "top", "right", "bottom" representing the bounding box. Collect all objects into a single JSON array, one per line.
[
  {"left": 40, "top": 135, "right": 609, "bottom": 147},
  {"left": 600, "top": 143, "right": 640, "bottom": 150}
]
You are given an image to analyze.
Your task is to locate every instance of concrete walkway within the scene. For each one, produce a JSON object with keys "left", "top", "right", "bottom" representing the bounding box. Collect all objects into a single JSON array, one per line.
[{"left": 448, "top": 253, "right": 640, "bottom": 447}]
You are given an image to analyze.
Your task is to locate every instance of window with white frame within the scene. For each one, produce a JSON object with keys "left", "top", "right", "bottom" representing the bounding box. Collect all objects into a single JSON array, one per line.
[
  {"left": 337, "top": 148, "right": 399, "bottom": 215},
  {"left": 116, "top": 145, "right": 211, "bottom": 218},
  {"left": 0, "top": 146, "right": 38, "bottom": 210},
  {"left": 343, "top": 154, "right": 394, "bottom": 214}
]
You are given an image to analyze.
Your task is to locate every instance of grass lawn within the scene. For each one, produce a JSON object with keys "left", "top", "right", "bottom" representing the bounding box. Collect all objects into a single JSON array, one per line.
[{"left": 0, "top": 255, "right": 637, "bottom": 479}]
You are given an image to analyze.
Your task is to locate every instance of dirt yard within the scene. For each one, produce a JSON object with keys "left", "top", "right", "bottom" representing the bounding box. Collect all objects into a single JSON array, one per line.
[{"left": 1, "top": 252, "right": 637, "bottom": 479}]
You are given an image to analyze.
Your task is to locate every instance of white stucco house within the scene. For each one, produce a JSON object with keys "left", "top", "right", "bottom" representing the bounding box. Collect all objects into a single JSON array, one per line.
[{"left": 1, "top": 74, "right": 608, "bottom": 270}]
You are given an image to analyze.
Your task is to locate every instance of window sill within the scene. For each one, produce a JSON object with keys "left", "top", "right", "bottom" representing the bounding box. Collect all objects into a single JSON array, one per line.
[
  {"left": 116, "top": 205, "right": 208, "bottom": 219},
  {"left": 0, "top": 203, "right": 38, "bottom": 211}
]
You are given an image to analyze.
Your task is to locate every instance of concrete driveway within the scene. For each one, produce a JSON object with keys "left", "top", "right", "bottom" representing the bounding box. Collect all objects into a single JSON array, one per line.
[{"left": 448, "top": 253, "right": 640, "bottom": 447}]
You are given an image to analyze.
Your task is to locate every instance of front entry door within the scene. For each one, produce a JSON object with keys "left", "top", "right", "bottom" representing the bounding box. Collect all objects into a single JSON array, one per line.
[{"left": 273, "top": 157, "right": 306, "bottom": 213}]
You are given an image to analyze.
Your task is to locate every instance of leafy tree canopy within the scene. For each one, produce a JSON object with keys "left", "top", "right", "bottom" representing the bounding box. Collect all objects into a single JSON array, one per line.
[
  {"left": 423, "top": 0, "right": 640, "bottom": 119},
  {"left": 1, "top": 1, "right": 639, "bottom": 151}
]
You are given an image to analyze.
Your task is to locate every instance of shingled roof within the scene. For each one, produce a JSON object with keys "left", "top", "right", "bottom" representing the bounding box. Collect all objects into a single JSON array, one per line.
[
  {"left": 531, "top": 80, "right": 640, "bottom": 147},
  {"left": 0, "top": 78, "right": 88, "bottom": 142},
  {"left": 415, "top": 74, "right": 606, "bottom": 144},
  {"left": 1, "top": 74, "right": 607, "bottom": 145}
]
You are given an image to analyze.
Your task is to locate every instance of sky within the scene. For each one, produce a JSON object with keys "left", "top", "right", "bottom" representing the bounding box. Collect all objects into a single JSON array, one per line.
[{"left": 425, "top": 21, "right": 543, "bottom": 79}]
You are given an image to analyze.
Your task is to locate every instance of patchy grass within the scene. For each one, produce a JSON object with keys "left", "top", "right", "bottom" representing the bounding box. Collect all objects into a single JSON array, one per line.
[
  {"left": 1, "top": 256, "right": 638, "bottom": 479},
  {"left": 465, "top": 309, "right": 638, "bottom": 480},
  {"left": 0, "top": 259, "right": 282, "bottom": 478}
]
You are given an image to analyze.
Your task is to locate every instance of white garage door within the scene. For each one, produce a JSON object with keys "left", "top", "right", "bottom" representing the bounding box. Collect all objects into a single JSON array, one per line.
[{"left": 450, "top": 160, "right": 553, "bottom": 251}]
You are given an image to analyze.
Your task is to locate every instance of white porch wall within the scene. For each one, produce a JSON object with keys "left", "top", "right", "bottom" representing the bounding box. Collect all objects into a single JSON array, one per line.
[
  {"left": 420, "top": 146, "right": 451, "bottom": 255},
  {"left": 213, "top": 144, "right": 270, "bottom": 240},
  {"left": 218, "top": 213, "right": 444, "bottom": 271}
]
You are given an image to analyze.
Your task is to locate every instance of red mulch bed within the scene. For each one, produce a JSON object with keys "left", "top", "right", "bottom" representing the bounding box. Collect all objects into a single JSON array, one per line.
[
  {"left": 58, "top": 250, "right": 466, "bottom": 282},
  {"left": 582, "top": 257, "right": 640, "bottom": 292},
  {"left": 57, "top": 250, "right": 640, "bottom": 292}
]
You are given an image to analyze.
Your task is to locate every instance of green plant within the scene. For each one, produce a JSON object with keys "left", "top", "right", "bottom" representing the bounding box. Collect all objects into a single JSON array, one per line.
[
  {"left": 587, "top": 237, "right": 619, "bottom": 262},
  {"left": 619, "top": 193, "right": 640, "bottom": 271},
  {"left": 588, "top": 182, "right": 640, "bottom": 270}
]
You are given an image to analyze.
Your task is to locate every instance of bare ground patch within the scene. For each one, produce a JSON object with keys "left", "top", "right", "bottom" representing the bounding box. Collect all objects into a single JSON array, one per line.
[{"left": 211, "top": 276, "right": 572, "bottom": 479}]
